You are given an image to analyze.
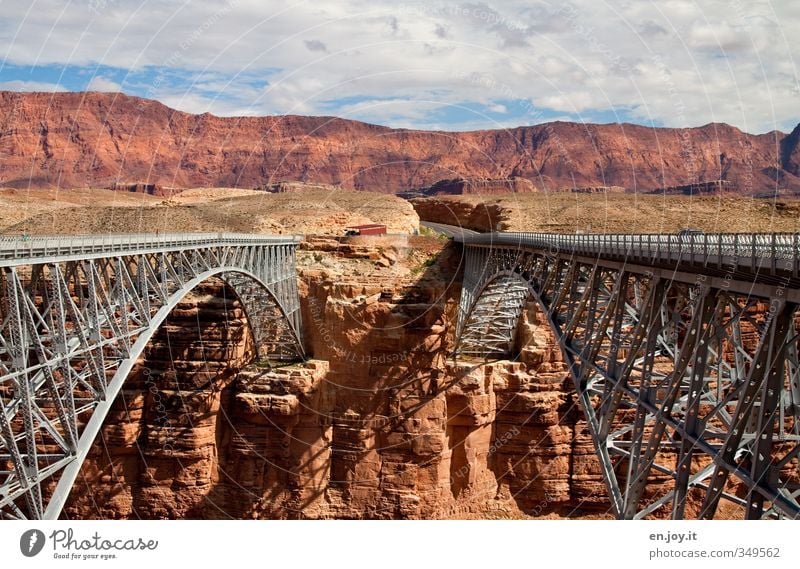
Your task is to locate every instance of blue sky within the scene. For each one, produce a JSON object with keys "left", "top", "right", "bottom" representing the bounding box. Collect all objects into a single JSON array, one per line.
[{"left": 1, "top": 0, "right": 798, "bottom": 133}]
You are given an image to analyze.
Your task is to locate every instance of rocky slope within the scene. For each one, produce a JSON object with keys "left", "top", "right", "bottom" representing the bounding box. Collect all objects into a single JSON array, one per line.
[{"left": 2, "top": 91, "right": 798, "bottom": 194}]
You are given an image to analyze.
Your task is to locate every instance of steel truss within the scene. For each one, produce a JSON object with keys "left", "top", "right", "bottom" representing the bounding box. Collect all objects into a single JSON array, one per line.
[
  {"left": 0, "top": 234, "right": 304, "bottom": 519},
  {"left": 456, "top": 244, "right": 800, "bottom": 519}
]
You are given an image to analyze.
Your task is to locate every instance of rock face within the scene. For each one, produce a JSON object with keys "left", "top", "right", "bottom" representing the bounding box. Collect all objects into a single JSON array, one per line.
[
  {"left": 649, "top": 180, "right": 738, "bottom": 195},
  {"left": 62, "top": 279, "right": 257, "bottom": 519},
  {"left": 258, "top": 181, "right": 340, "bottom": 193},
  {"left": 408, "top": 176, "right": 538, "bottom": 196},
  {"left": 411, "top": 197, "right": 508, "bottom": 232},
  {"left": 1, "top": 91, "right": 798, "bottom": 194},
  {"left": 781, "top": 123, "right": 800, "bottom": 178},
  {"left": 108, "top": 182, "right": 162, "bottom": 194}
]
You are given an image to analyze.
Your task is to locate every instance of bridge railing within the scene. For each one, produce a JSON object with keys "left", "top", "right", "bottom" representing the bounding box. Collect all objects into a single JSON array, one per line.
[
  {"left": 460, "top": 231, "right": 800, "bottom": 276},
  {"left": 0, "top": 232, "right": 302, "bottom": 264}
]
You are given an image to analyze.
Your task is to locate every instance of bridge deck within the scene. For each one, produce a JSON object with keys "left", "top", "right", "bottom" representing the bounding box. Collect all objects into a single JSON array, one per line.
[
  {"left": 455, "top": 229, "right": 800, "bottom": 279},
  {"left": 0, "top": 232, "right": 302, "bottom": 266}
]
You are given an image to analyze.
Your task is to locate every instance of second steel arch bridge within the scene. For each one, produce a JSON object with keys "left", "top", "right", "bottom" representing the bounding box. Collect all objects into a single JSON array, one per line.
[{"left": 448, "top": 227, "right": 800, "bottom": 520}]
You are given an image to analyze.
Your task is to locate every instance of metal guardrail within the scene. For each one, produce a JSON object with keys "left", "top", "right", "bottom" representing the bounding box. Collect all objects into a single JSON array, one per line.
[
  {"left": 458, "top": 231, "right": 800, "bottom": 276},
  {"left": 0, "top": 232, "right": 302, "bottom": 265}
]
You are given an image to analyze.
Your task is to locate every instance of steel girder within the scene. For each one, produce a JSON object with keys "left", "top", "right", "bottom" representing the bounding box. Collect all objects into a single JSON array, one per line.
[
  {"left": 459, "top": 231, "right": 800, "bottom": 280},
  {"left": 456, "top": 244, "right": 800, "bottom": 520},
  {"left": 0, "top": 237, "right": 304, "bottom": 519}
]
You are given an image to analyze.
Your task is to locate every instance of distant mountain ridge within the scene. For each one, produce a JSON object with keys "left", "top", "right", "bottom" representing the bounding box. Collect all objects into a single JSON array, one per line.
[{"left": 1, "top": 91, "right": 799, "bottom": 195}]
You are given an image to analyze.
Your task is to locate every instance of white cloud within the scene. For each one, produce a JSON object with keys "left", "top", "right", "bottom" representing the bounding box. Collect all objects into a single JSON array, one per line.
[
  {"left": 535, "top": 92, "right": 595, "bottom": 114},
  {"left": 0, "top": 79, "right": 65, "bottom": 92},
  {"left": 327, "top": 98, "right": 445, "bottom": 127},
  {"left": 0, "top": 0, "right": 797, "bottom": 132},
  {"left": 687, "top": 22, "right": 750, "bottom": 52},
  {"left": 86, "top": 75, "right": 121, "bottom": 92}
]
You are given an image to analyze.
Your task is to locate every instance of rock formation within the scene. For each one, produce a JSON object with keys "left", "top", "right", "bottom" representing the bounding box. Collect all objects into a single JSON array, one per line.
[
  {"left": 1, "top": 91, "right": 798, "bottom": 194},
  {"left": 648, "top": 179, "right": 738, "bottom": 195},
  {"left": 258, "top": 181, "right": 340, "bottom": 193},
  {"left": 412, "top": 197, "right": 508, "bottom": 233},
  {"left": 108, "top": 182, "right": 162, "bottom": 194},
  {"left": 781, "top": 123, "right": 800, "bottom": 178},
  {"left": 406, "top": 176, "right": 538, "bottom": 197}
]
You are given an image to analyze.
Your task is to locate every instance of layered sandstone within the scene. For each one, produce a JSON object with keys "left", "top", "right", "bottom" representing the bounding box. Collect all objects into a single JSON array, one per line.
[
  {"left": 1, "top": 91, "right": 798, "bottom": 194},
  {"left": 63, "top": 279, "right": 256, "bottom": 519}
]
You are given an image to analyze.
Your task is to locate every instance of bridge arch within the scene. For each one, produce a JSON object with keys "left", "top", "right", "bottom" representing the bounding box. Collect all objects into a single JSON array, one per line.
[
  {"left": 44, "top": 266, "right": 304, "bottom": 518},
  {"left": 0, "top": 234, "right": 306, "bottom": 520},
  {"left": 453, "top": 238, "right": 800, "bottom": 520},
  {"left": 455, "top": 268, "right": 542, "bottom": 359}
]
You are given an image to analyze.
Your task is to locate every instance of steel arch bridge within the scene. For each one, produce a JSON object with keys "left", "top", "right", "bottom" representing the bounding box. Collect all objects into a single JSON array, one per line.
[
  {"left": 452, "top": 229, "right": 800, "bottom": 520},
  {"left": 0, "top": 233, "right": 305, "bottom": 520}
]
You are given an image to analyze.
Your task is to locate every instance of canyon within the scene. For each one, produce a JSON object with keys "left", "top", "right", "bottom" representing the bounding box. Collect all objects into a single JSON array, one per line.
[
  {"left": 3, "top": 187, "right": 787, "bottom": 520},
  {"left": 61, "top": 230, "right": 769, "bottom": 520},
  {"left": 2, "top": 91, "right": 800, "bottom": 195},
  {"left": 61, "top": 234, "right": 612, "bottom": 519}
]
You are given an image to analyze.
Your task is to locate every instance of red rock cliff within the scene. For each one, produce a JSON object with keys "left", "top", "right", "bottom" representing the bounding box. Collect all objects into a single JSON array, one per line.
[{"left": 1, "top": 91, "right": 798, "bottom": 194}]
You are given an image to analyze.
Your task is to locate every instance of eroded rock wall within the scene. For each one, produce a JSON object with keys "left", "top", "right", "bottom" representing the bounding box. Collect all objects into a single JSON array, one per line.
[{"left": 63, "top": 279, "right": 255, "bottom": 519}]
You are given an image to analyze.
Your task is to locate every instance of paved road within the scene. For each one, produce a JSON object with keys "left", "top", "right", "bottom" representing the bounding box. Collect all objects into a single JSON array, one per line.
[
  {"left": 421, "top": 221, "right": 480, "bottom": 239},
  {"left": 425, "top": 221, "right": 800, "bottom": 285}
]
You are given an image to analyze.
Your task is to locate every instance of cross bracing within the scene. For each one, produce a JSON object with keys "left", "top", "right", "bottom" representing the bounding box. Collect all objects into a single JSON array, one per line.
[
  {"left": 452, "top": 228, "right": 800, "bottom": 520},
  {"left": 0, "top": 233, "right": 304, "bottom": 519}
]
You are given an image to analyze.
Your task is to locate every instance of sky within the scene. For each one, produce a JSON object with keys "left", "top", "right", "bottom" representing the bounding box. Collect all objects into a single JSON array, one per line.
[{"left": 0, "top": 0, "right": 798, "bottom": 133}]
